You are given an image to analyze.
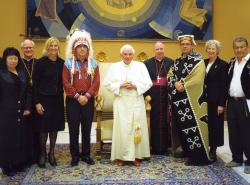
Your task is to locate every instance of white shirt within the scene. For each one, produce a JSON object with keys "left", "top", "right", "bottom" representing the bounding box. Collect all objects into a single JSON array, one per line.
[
  {"left": 229, "top": 53, "right": 250, "bottom": 97},
  {"left": 206, "top": 63, "right": 213, "bottom": 74}
]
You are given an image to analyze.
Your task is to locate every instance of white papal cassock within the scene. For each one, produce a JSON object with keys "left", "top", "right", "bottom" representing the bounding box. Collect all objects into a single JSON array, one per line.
[{"left": 103, "top": 61, "right": 153, "bottom": 161}]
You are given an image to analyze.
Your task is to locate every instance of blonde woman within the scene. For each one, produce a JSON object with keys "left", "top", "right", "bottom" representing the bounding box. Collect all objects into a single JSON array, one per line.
[{"left": 33, "top": 37, "right": 65, "bottom": 168}]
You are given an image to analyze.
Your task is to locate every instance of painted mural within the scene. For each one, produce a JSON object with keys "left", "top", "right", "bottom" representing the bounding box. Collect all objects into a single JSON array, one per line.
[{"left": 26, "top": 0, "right": 212, "bottom": 40}]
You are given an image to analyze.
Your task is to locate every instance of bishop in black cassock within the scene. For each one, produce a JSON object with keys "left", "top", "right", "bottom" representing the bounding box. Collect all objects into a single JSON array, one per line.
[{"left": 144, "top": 42, "right": 174, "bottom": 155}]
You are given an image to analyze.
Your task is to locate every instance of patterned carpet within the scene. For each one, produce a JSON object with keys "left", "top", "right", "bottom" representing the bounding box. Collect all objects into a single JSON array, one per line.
[{"left": 0, "top": 145, "right": 249, "bottom": 185}]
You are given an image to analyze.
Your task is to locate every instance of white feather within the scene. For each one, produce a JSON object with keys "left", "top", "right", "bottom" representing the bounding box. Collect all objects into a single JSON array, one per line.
[{"left": 65, "top": 29, "right": 93, "bottom": 60}]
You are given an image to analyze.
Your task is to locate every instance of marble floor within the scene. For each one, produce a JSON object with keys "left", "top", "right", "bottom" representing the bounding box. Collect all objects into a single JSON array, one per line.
[{"left": 56, "top": 122, "right": 250, "bottom": 183}]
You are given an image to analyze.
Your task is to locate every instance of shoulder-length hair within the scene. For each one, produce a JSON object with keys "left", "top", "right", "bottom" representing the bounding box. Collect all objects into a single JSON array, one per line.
[
  {"left": 42, "top": 37, "right": 60, "bottom": 57},
  {"left": 1, "top": 47, "right": 21, "bottom": 71}
]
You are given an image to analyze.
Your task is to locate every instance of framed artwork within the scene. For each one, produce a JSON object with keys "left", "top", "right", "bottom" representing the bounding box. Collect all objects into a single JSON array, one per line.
[{"left": 26, "top": 0, "right": 212, "bottom": 40}]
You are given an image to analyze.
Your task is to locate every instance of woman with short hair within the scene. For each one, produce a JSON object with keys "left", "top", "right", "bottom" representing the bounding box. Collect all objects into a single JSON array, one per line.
[{"left": 204, "top": 40, "right": 229, "bottom": 162}]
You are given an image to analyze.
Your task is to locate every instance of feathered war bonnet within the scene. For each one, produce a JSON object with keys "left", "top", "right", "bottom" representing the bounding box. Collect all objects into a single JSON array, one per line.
[{"left": 66, "top": 29, "right": 94, "bottom": 76}]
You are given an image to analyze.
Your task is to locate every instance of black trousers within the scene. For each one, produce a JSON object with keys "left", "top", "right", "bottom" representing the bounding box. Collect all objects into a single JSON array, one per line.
[
  {"left": 227, "top": 99, "right": 250, "bottom": 165},
  {"left": 66, "top": 97, "right": 94, "bottom": 158},
  {"left": 207, "top": 102, "right": 224, "bottom": 148}
]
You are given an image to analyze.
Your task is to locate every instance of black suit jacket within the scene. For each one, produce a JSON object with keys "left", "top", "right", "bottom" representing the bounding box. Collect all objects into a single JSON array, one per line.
[
  {"left": 32, "top": 56, "right": 64, "bottom": 104},
  {"left": 205, "top": 57, "right": 229, "bottom": 106},
  {"left": 228, "top": 56, "right": 250, "bottom": 99}
]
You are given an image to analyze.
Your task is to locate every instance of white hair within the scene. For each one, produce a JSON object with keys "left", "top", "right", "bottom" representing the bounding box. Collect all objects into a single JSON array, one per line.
[
  {"left": 205, "top": 40, "right": 221, "bottom": 54},
  {"left": 65, "top": 29, "right": 93, "bottom": 59},
  {"left": 120, "top": 44, "right": 135, "bottom": 54},
  {"left": 21, "top": 39, "right": 35, "bottom": 48}
]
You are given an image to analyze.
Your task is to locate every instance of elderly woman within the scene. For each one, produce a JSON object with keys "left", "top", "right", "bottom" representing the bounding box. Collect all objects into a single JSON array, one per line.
[
  {"left": 33, "top": 37, "right": 65, "bottom": 168},
  {"left": 204, "top": 40, "right": 229, "bottom": 162},
  {"left": 0, "top": 48, "right": 32, "bottom": 176},
  {"left": 168, "top": 35, "right": 210, "bottom": 166}
]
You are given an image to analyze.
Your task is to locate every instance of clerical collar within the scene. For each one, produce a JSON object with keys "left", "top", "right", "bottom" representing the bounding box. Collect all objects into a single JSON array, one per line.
[
  {"left": 155, "top": 57, "right": 164, "bottom": 62},
  {"left": 23, "top": 57, "right": 33, "bottom": 61}
]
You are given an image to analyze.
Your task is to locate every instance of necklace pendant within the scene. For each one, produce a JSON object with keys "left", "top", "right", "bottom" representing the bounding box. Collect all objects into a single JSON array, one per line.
[{"left": 29, "top": 79, "right": 33, "bottom": 86}]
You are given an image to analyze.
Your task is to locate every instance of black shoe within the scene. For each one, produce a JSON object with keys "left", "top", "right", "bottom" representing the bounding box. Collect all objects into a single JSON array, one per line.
[
  {"left": 173, "top": 151, "right": 185, "bottom": 158},
  {"left": 151, "top": 151, "right": 169, "bottom": 156},
  {"left": 210, "top": 153, "right": 217, "bottom": 162},
  {"left": 81, "top": 156, "right": 95, "bottom": 165},
  {"left": 48, "top": 153, "right": 57, "bottom": 166},
  {"left": 185, "top": 158, "right": 211, "bottom": 166},
  {"left": 38, "top": 154, "right": 46, "bottom": 168},
  {"left": 13, "top": 164, "right": 25, "bottom": 172},
  {"left": 2, "top": 167, "right": 15, "bottom": 177},
  {"left": 209, "top": 148, "right": 217, "bottom": 162},
  {"left": 70, "top": 157, "right": 79, "bottom": 167},
  {"left": 184, "top": 159, "right": 195, "bottom": 166},
  {"left": 163, "top": 151, "right": 169, "bottom": 156}
]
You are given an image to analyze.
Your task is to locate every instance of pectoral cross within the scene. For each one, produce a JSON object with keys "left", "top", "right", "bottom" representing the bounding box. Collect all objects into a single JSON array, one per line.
[{"left": 157, "top": 75, "right": 160, "bottom": 83}]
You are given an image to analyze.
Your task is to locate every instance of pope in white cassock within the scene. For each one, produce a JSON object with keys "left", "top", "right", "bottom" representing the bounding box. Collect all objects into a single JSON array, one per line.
[{"left": 103, "top": 44, "right": 152, "bottom": 166}]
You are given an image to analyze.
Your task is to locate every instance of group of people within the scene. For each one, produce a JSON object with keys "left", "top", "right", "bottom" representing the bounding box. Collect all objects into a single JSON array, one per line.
[
  {"left": 103, "top": 35, "right": 250, "bottom": 174},
  {"left": 0, "top": 29, "right": 249, "bottom": 176},
  {"left": 0, "top": 30, "right": 100, "bottom": 176}
]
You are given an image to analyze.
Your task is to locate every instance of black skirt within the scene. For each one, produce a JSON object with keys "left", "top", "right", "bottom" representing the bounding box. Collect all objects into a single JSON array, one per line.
[{"left": 35, "top": 94, "right": 65, "bottom": 132}]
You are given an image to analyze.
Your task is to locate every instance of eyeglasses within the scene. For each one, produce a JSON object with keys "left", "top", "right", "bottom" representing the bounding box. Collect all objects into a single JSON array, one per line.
[{"left": 180, "top": 43, "right": 192, "bottom": 46}]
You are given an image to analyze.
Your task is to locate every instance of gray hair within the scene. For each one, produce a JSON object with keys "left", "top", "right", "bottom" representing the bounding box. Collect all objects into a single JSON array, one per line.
[
  {"left": 120, "top": 44, "right": 135, "bottom": 54},
  {"left": 205, "top": 40, "right": 221, "bottom": 54},
  {"left": 233, "top": 37, "right": 248, "bottom": 47},
  {"left": 21, "top": 39, "right": 35, "bottom": 48}
]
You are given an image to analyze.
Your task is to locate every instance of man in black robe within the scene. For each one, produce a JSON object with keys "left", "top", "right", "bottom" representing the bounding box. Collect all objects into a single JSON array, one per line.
[
  {"left": 144, "top": 42, "right": 174, "bottom": 155},
  {"left": 20, "top": 39, "right": 40, "bottom": 165},
  {"left": 168, "top": 35, "right": 210, "bottom": 166}
]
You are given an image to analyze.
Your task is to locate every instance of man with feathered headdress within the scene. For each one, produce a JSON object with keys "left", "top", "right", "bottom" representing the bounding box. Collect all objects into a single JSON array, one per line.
[{"left": 63, "top": 29, "right": 100, "bottom": 166}]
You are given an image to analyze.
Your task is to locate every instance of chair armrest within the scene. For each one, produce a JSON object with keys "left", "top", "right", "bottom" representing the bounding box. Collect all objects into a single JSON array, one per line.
[
  {"left": 95, "top": 95, "right": 104, "bottom": 158},
  {"left": 144, "top": 95, "right": 151, "bottom": 140},
  {"left": 95, "top": 95, "right": 104, "bottom": 112}
]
